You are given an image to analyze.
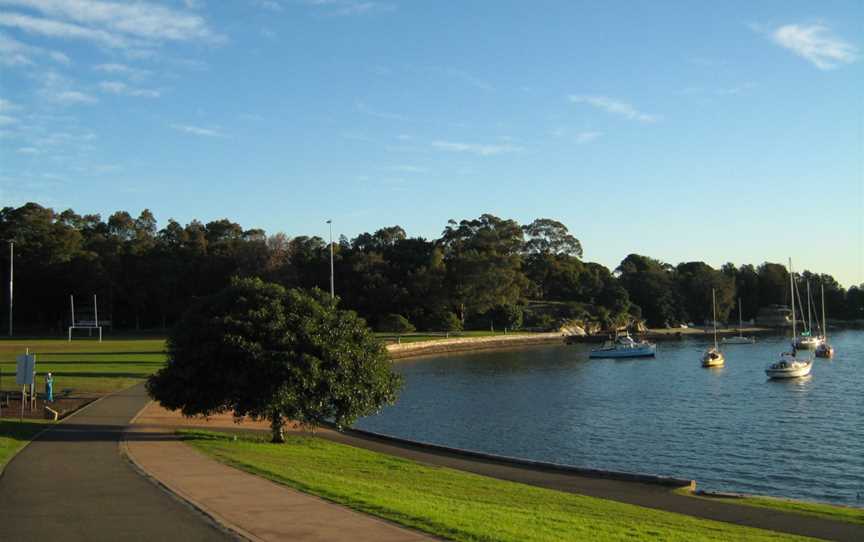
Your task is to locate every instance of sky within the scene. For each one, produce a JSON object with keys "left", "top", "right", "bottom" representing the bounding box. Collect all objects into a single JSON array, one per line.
[{"left": 0, "top": 0, "right": 862, "bottom": 287}]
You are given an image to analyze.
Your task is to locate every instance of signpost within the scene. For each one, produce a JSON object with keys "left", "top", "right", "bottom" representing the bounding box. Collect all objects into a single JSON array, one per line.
[{"left": 16, "top": 350, "right": 35, "bottom": 420}]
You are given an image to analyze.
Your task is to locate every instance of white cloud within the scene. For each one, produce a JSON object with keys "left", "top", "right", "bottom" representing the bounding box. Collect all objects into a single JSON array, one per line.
[
  {"left": 52, "top": 90, "right": 97, "bottom": 104},
  {"left": 93, "top": 62, "right": 150, "bottom": 79},
  {"left": 303, "top": 0, "right": 394, "bottom": 17},
  {"left": 48, "top": 50, "right": 69, "bottom": 64},
  {"left": 385, "top": 164, "right": 425, "bottom": 173},
  {"left": 569, "top": 95, "right": 661, "bottom": 123},
  {"left": 574, "top": 131, "right": 601, "bottom": 144},
  {"left": 0, "top": 114, "right": 18, "bottom": 125},
  {"left": 431, "top": 140, "right": 523, "bottom": 156},
  {"left": 0, "top": 0, "right": 222, "bottom": 48},
  {"left": 170, "top": 123, "right": 222, "bottom": 137},
  {"left": 0, "top": 31, "right": 70, "bottom": 65},
  {"left": 99, "top": 80, "right": 160, "bottom": 97},
  {"left": 16, "top": 146, "right": 39, "bottom": 153},
  {"left": 0, "top": 97, "right": 20, "bottom": 112},
  {"left": 252, "top": 0, "right": 282, "bottom": 11},
  {"left": 770, "top": 24, "right": 858, "bottom": 70}
]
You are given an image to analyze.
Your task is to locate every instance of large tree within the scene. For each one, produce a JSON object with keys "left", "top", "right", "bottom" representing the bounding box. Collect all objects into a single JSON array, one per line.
[{"left": 146, "top": 278, "right": 402, "bottom": 442}]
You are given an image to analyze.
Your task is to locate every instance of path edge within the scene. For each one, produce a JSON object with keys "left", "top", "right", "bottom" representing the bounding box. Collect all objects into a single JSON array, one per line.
[{"left": 120, "top": 399, "right": 261, "bottom": 542}]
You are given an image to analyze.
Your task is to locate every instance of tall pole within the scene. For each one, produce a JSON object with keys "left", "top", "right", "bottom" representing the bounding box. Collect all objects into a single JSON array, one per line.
[
  {"left": 8, "top": 241, "right": 12, "bottom": 337},
  {"left": 789, "top": 258, "right": 797, "bottom": 341},
  {"left": 327, "top": 220, "right": 334, "bottom": 299}
]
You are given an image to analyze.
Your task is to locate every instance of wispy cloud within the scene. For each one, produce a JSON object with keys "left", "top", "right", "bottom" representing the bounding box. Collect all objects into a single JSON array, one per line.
[
  {"left": 431, "top": 140, "right": 523, "bottom": 157},
  {"left": 768, "top": 24, "right": 858, "bottom": 70},
  {"left": 0, "top": 114, "right": 18, "bottom": 125},
  {"left": 385, "top": 164, "right": 426, "bottom": 173},
  {"left": 170, "top": 123, "right": 222, "bottom": 137},
  {"left": 0, "top": 97, "right": 20, "bottom": 112},
  {"left": 99, "top": 80, "right": 160, "bottom": 98},
  {"left": 0, "top": 0, "right": 222, "bottom": 49},
  {"left": 93, "top": 62, "right": 151, "bottom": 79},
  {"left": 0, "top": 31, "right": 71, "bottom": 66},
  {"left": 574, "top": 131, "right": 601, "bottom": 144},
  {"left": 52, "top": 90, "right": 97, "bottom": 104},
  {"left": 568, "top": 95, "right": 661, "bottom": 123},
  {"left": 16, "top": 146, "right": 39, "bottom": 154},
  {"left": 303, "top": 0, "right": 394, "bottom": 17}
]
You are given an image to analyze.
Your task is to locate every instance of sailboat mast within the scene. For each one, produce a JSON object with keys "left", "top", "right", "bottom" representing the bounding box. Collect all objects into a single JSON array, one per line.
[
  {"left": 806, "top": 281, "right": 812, "bottom": 334},
  {"left": 789, "top": 259, "right": 796, "bottom": 341},
  {"left": 821, "top": 283, "right": 828, "bottom": 341},
  {"left": 738, "top": 298, "right": 743, "bottom": 336},
  {"left": 712, "top": 288, "right": 718, "bottom": 349}
]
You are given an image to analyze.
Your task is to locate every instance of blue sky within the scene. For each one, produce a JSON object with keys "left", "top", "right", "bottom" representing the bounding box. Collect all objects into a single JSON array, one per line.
[{"left": 1, "top": 1, "right": 862, "bottom": 286}]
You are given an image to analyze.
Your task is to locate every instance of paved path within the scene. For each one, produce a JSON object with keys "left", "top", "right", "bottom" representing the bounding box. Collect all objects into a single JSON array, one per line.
[
  {"left": 0, "top": 384, "right": 233, "bottom": 542},
  {"left": 124, "top": 425, "right": 433, "bottom": 542},
  {"left": 135, "top": 402, "right": 864, "bottom": 542}
]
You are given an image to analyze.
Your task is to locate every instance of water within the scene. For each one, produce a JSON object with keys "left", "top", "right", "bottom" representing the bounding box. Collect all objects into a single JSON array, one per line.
[{"left": 356, "top": 330, "right": 864, "bottom": 507}]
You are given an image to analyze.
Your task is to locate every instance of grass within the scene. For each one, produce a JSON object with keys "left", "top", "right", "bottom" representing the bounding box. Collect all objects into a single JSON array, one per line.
[
  {"left": 183, "top": 430, "right": 813, "bottom": 542},
  {"left": 0, "top": 419, "right": 51, "bottom": 470},
  {"left": 376, "top": 330, "right": 534, "bottom": 344},
  {"left": 676, "top": 489, "right": 864, "bottom": 526},
  {"left": 0, "top": 338, "right": 167, "bottom": 395}
]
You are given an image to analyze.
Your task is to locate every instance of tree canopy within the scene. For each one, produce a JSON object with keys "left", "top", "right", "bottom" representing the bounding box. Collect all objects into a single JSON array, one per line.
[{"left": 146, "top": 278, "right": 402, "bottom": 442}]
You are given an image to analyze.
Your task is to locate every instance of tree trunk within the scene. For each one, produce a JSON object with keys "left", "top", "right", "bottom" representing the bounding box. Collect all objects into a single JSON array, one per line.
[{"left": 270, "top": 413, "right": 285, "bottom": 443}]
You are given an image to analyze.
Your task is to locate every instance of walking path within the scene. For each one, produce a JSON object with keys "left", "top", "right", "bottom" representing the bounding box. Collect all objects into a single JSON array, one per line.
[
  {"left": 0, "top": 385, "right": 233, "bottom": 542},
  {"left": 133, "top": 401, "right": 864, "bottom": 542}
]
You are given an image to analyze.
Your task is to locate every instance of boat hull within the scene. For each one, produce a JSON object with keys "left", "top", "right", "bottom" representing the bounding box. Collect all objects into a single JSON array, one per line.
[
  {"left": 793, "top": 337, "right": 821, "bottom": 350},
  {"left": 765, "top": 361, "right": 813, "bottom": 379},
  {"left": 589, "top": 345, "right": 656, "bottom": 359},
  {"left": 721, "top": 336, "right": 755, "bottom": 345}
]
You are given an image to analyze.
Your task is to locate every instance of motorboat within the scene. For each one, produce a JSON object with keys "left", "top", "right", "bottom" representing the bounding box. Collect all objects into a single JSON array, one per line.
[
  {"left": 701, "top": 289, "right": 725, "bottom": 367},
  {"left": 765, "top": 352, "right": 813, "bottom": 379},
  {"left": 589, "top": 334, "right": 656, "bottom": 358},
  {"left": 721, "top": 298, "right": 755, "bottom": 344}
]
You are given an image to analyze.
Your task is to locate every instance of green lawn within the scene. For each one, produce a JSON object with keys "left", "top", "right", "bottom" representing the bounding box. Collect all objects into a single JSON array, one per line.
[
  {"left": 183, "top": 430, "right": 812, "bottom": 542},
  {"left": 0, "top": 338, "right": 167, "bottom": 395},
  {"left": 0, "top": 419, "right": 51, "bottom": 470},
  {"left": 376, "top": 330, "right": 533, "bottom": 344},
  {"left": 677, "top": 489, "right": 864, "bottom": 526}
]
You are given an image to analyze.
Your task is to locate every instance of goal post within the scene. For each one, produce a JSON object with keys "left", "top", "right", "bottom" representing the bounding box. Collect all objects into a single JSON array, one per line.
[{"left": 68, "top": 294, "right": 103, "bottom": 342}]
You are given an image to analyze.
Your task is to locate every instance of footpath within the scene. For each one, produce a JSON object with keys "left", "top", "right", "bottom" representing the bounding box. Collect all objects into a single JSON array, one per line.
[{"left": 132, "top": 401, "right": 863, "bottom": 542}]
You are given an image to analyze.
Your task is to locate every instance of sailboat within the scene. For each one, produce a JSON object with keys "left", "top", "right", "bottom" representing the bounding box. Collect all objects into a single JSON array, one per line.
[
  {"left": 701, "top": 289, "right": 725, "bottom": 367},
  {"left": 793, "top": 281, "right": 821, "bottom": 350},
  {"left": 721, "top": 298, "right": 756, "bottom": 344},
  {"left": 766, "top": 259, "right": 813, "bottom": 379},
  {"left": 815, "top": 283, "right": 835, "bottom": 358}
]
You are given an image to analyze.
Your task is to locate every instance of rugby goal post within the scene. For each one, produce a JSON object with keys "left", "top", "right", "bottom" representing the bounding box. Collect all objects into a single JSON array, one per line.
[{"left": 68, "top": 294, "right": 102, "bottom": 342}]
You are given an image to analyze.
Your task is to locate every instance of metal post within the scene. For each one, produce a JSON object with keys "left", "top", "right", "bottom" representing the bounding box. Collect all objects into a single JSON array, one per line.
[
  {"left": 8, "top": 241, "right": 12, "bottom": 337},
  {"left": 327, "top": 220, "right": 334, "bottom": 299}
]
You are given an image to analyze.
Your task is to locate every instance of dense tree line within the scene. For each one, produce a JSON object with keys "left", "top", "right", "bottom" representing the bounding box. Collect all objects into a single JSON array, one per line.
[{"left": 1, "top": 203, "right": 862, "bottom": 333}]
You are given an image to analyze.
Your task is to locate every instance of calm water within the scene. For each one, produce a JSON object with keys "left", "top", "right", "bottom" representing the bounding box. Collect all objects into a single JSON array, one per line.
[{"left": 357, "top": 330, "right": 864, "bottom": 506}]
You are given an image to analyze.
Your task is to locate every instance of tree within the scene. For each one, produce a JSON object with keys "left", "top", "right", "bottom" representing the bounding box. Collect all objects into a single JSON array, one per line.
[
  {"left": 616, "top": 254, "right": 680, "bottom": 327},
  {"left": 146, "top": 278, "right": 402, "bottom": 443},
  {"left": 522, "top": 218, "right": 583, "bottom": 257},
  {"left": 379, "top": 314, "right": 415, "bottom": 334}
]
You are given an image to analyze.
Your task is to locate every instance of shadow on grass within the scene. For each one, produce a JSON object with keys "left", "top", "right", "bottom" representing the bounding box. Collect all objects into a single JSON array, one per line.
[
  {"left": 0, "top": 420, "right": 48, "bottom": 443},
  {"left": 41, "top": 372, "right": 152, "bottom": 379},
  {"left": 29, "top": 352, "right": 167, "bottom": 357},
  {"left": 15, "top": 360, "right": 166, "bottom": 366}
]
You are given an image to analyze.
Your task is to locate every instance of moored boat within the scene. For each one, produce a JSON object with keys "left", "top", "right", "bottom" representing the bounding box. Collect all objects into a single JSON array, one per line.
[
  {"left": 721, "top": 298, "right": 755, "bottom": 344},
  {"left": 701, "top": 288, "right": 725, "bottom": 367},
  {"left": 765, "top": 352, "right": 813, "bottom": 379},
  {"left": 589, "top": 333, "right": 656, "bottom": 358},
  {"left": 814, "top": 283, "right": 835, "bottom": 358}
]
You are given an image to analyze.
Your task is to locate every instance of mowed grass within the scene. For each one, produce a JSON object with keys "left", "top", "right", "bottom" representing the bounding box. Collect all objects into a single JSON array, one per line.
[
  {"left": 0, "top": 420, "right": 51, "bottom": 469},
  {"left": 0, "top": 338, "right": 167, "bottom": 395},
  {"left": 184, "top": 430, "right": 812, "bottom": 542},
  {"left": 376, "top": 330, "right": 534, "bottom": 344},
  {"left": 677, "top": 489, "right": 864, "bottom": 526}
]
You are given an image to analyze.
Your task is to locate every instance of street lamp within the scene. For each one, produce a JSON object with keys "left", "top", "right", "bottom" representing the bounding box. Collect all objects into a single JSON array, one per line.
[
  {"left": 326, "top": 220, "right": 334, "bottom": 299},
  {"left": 7, "top": 240, "right": 12, "bottom": 337}
]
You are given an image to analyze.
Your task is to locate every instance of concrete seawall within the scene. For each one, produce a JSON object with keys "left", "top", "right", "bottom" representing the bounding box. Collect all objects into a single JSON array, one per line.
[{"left": 386, "top": 332, "right": 564, "bottom": 359}]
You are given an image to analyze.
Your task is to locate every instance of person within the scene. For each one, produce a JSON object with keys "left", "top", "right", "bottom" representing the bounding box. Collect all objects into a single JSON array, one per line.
[{"left": 45, "top": 372, "right": 54, "bottom": 403}]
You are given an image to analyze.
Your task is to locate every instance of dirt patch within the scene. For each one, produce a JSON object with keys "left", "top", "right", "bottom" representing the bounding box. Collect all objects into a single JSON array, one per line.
[{"left": 0, "top": 394, "right": 95, "bottom": 420}]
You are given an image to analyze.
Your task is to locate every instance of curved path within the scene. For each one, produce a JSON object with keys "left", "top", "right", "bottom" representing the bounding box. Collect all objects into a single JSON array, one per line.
[{"left": 0, "top": 385, "right": 233, "bottom": 542}]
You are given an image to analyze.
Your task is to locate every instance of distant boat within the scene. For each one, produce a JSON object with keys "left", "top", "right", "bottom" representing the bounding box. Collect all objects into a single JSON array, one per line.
[
  {"left": 702, "top": 289, "right": 725, "bottom": 367},
  {"left": 815, "top": 283, "right": 835, "bottom": 358},
  {"left": 793, "top": 281, "right": 824, "bottom": 350},
  {"left": 767, "top": 259, "right": 813, "bottom": 379},
  {"left": 721, "top": 298, "right": 756, "bottom": 345},
  {"left": 589, "top": 333, "right": 656, "bottom": 358}
]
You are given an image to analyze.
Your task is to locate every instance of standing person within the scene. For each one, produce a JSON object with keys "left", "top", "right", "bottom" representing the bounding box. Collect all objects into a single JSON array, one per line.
[{"left": 45, "top": 372, "right": 53, "bottom": 403}]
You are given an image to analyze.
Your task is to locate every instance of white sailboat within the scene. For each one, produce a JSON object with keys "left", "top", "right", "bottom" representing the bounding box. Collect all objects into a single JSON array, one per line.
[
  {"left": 721, "top": 298, "right": 756, "bottom": 344},
  {"left": 589, "top": 333, "right": 656, "bottom": 358},
  {"left": 701, "top": 289, "right": 725, "bottom": 367},
  {"left": 793, "top": 281, "right": 822, "bottom": 350},
  {"left": 815, "top": 283, "right": 835, "bottom": 358},
  {"left": 766, "top": 259, "right": 813, "bottom": 379}
]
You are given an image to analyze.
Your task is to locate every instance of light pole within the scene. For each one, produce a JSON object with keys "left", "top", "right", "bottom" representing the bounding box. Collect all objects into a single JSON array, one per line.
[
  {"left": 326, "top": 220, "right": 334, "bottom": 299},
  {"left": 8, "top": 240, "right": 12, "bottom": 337}
]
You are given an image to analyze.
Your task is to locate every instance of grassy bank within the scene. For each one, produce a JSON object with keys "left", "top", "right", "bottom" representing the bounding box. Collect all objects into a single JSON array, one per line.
[
  {"left": 0, "top": 338, "right": 167, "bottom": 395},
  {"left": 678, "top": 489, "right": 864, "bottom": 526},
  {"left": 0, "top": 419, "right": 51, "bottom": 469},
  {"left": 183, "top": 430, "right": 810, "bottom": 541}
]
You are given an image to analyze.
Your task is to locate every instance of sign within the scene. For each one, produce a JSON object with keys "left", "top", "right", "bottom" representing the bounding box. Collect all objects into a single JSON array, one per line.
[{"left": 16, "top": 354, "right": 35, "bottom": 386}]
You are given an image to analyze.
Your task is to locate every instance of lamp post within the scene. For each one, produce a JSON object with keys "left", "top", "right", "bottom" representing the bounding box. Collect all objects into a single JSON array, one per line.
[
  {"left": 8, "top": 240, "right": 12, "bottom": 337},
  {"left": 326, "top": 220, "right": 334, "bottom": 299}
]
